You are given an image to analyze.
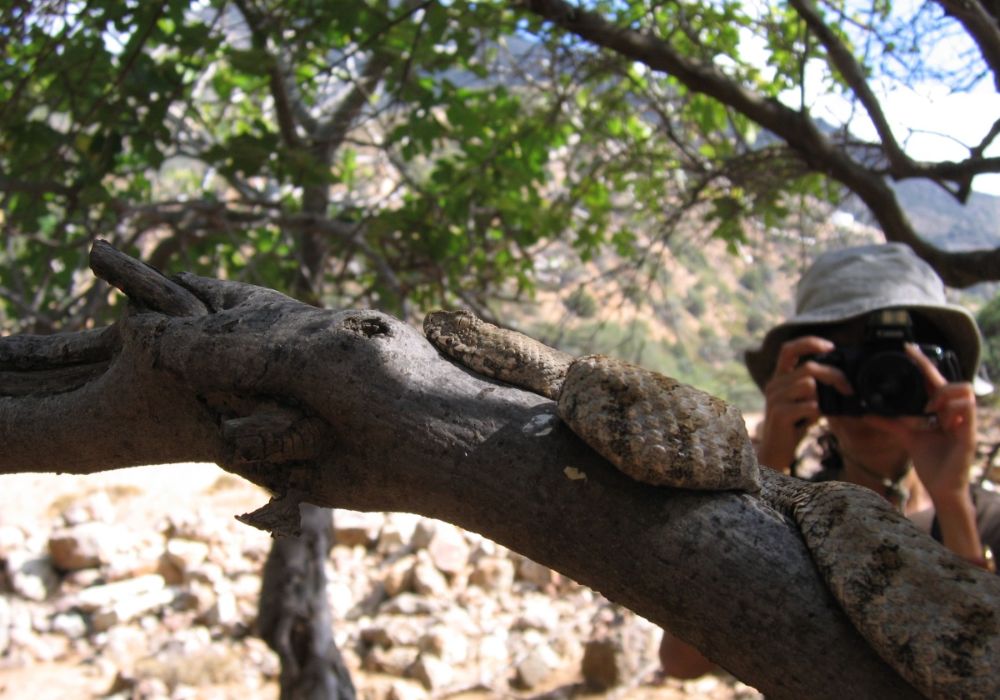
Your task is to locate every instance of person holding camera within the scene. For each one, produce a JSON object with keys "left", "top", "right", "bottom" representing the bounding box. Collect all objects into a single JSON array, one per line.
[{"left": 658, "top": 242, "right": 1000, "bottom": 680}]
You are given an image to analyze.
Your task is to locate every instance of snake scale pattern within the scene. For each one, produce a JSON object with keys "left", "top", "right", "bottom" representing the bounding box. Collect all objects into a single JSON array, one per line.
[{"left": 425, "top": 309, "right": 1000, "bottom": 700}]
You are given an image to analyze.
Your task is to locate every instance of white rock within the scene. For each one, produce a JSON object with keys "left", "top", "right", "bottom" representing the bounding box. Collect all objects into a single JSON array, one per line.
[
  {"left": 9, "top": 628, "right": 67, "bottom": 662},
  {"left": 514, "top": 595, "right": 560, "bottom": 632},
  {"left": 515, "top": 642, "right": 562, "bottom": 689},
  {"left": 388, "top": 680, "right": 428, "bottom": 700},
  {"left": 410, "top": 520, "right": 437, "bottom": 550},
  {"left": 426, "top": 524, "right": 470, "bottom": 575},
  {"left": 409, "top": 652, "right": 454, "bottom": 690},
  {"left": 184, "top": 561, "right": 225, "bottom": 586},
  {"left": 327, "top": 580, "right": 356, "bottom": 619},
  {"left": 436, "top": 606, "right": 478, "bottom": 637},
  {"left": 468, "top": 556, "right": 515, "bottom": 591},
  {"left": 465, "top": 532, "right": 498, "bottom": 562},
  {"left": 244, "top": 636, "right": 281, "bottom": 678},
  {"left": 90, "top": 586, "right": 176, "bottom": 632},
  {"left": 411, "top": 555, "right": 449, "bottom": 597},
  {"left": 60, "top": 491, "right": 114, "bottom": 526},
  {"left": 334, "top": 510, "right": 384, "bottom": 548},
  {"left": 231, "top": 572, "right": 261, "bottom": 600},
  {"left": 419, "top": 626, "right": 469, "bottom": 665},
  {"left": 74, "top": 573, "right": 176, "bottom": 632},
  {"left": 102, "top": 543, "right": 161, "bottom": 582},
  {"left": 349, "top": 581, "right": 389, "bottom": 619},
  {"left": 204, "top": 588, "right": 240, "bottom": 630},
  {"left": 181, "top": 581, "right": 215, "bottom": 618},
  {"left": 361, "top": 615, "right": 427, "bottom": 648},
  {"left": 516, "top": 557, "right": 558, "bottom": 588},
  {"left": 365, "top": 645, "right": 419, "bottom": 676},
  {"left": 62, "top": 567, "right": 103, "bottom": 590},
  {"left": 51, "top": 612, "right": 88, "bottom": 639},
  {"left": 477, "top": 633, "right": 509, "bottom": 666},
  {"left": 162, "top": 511, "right": 228, "bottom": 543},
  {"left": 6, "top": 551, "right": 58, "bottom": 601},
  {"left": 163, "top": 538, "right": 211, "bottom": 576},
  {"left": 101, "top": 624, "right": 150, "bottom": 658},
  {"left": 381, "top": 554, "right": 416, "bottom": 597},
  {"left": 379, "top": 592, "right": 442, "bottom": 616},
  {"left": 0, "top": 524, "right": 26, "bottom": 553},
  {"left": 75, "top": 574, "right": 167, "bottom": 611},
  {"left": 377, "top": 513, "right": 422, "bottom": 554},
  {"left": 686, "top": 674, "right": 723, "bottom": 695}
]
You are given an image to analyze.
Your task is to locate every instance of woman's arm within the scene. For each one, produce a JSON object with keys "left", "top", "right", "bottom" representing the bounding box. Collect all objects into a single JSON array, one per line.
[{"left": 869, "top": 345, "right": 985, "bottom": 564}]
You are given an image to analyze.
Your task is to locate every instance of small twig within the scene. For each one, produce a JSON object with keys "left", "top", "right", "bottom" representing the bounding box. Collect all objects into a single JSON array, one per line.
[{"left": 89, "top": 240, "right": 209, "bottom": 317}]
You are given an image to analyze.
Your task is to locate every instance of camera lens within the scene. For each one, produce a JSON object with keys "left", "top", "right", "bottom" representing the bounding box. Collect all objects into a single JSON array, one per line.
[{"left": 856, "top": 351, "right": 927, "bottom": 415}]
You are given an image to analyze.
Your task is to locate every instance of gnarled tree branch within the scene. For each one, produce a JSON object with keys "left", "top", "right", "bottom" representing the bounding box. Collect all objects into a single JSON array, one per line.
[{"left": 0, "top": 243, "right": 940, "bottom": 698}]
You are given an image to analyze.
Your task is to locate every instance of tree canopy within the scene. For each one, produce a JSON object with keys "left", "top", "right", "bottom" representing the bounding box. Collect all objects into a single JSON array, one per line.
[{"left": 3, "top": 0, "right": 1000, "bottom": 336}]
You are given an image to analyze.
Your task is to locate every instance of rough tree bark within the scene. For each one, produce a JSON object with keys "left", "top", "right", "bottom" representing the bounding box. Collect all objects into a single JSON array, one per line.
[{"left": 0, "top": 242, "right": 973, "bottom": 699}]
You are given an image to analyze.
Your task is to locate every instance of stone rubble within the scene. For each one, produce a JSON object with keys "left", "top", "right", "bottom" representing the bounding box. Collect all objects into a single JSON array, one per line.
[{"left": 0, "top": 488, "right": 761, "bottom": 699}]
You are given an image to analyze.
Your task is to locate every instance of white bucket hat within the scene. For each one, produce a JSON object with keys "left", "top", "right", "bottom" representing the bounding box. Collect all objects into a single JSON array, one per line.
[{"left": 744, "top": 243, "right": 988, "bottom": 393}]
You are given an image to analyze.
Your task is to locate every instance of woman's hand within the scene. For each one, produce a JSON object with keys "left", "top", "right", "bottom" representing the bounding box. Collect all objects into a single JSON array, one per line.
[
  {"left": 757, "top": 336, "right": 853, "bottom": 471},
  {"left": 865, "top": 344, "right": 980, "bottom": 558},
  {"left": 865, "top": 344, "right": 977, "bottom": 498}
]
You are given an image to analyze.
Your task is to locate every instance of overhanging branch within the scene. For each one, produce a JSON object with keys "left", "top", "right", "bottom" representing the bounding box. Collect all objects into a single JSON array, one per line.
[{"left": 514, "top": 0, "right": 1000, "bottom": 287}]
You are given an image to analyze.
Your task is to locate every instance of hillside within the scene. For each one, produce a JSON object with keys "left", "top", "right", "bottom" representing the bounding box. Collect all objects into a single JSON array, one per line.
[
  {"left": 500, "top": 215, "right": 879, "bottom": 412},
  {"left": 497, "top": 184, "right": 998, "bottom": 415},
  {"left": 844, "top": 180, "right": 1000, "bottom": 251}
]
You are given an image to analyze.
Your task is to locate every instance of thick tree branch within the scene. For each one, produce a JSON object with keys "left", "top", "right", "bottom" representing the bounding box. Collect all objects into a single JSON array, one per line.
[
  {"left": 934, "top": 0, "right": 1000, "bottom": 90},
  {"left": 311, "top": 52, "right": 391, "bottom": 158},
  {"left": 0, "top": 244, "right": 948, "bottom": 698}
]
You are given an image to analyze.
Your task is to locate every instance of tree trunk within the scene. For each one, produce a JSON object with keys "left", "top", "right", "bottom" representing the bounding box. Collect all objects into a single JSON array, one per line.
[
  {"left": 0, "top": 242, "right": 966, "bottom": 698},
  {"left": 257, "top": 503, "right": 356, "bottom": 700}
]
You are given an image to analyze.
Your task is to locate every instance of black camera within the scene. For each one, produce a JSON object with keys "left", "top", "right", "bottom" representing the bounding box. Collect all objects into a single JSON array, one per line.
[{"left": 806, "top": 309, "right": 962, "bottom": 416}]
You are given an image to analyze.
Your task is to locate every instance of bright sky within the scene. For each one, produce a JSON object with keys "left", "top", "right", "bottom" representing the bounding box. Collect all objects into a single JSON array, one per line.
[
  {"left": 738, "top": 0, "right": 1000, "bottom": 196},
  {"left": 805, "top": 79, "right": 1000, "bottom": 196}
]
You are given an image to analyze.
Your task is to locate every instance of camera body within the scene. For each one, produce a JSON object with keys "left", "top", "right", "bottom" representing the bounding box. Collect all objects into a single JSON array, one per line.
[{"left": 807, "top": 309, "right": 962, "bottom": 416}]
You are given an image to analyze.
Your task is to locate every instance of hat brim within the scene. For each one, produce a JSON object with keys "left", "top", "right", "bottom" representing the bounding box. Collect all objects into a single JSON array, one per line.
[{"left": 744, "top": 303, "right": 983, "bottom": 391}]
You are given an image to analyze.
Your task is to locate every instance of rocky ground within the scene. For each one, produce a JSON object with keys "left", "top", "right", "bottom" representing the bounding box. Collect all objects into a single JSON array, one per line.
[{"left": 0, "top": 463, "right": 762, "bottom": 700}]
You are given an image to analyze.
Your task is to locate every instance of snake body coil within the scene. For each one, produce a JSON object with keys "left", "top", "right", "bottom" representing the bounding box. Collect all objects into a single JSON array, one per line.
[
  {"left": 425, "top": 309, "right": 1000, "bottom": 699},
  {"left": 424, "top": 309, "right": 759, "bottom": 491}
]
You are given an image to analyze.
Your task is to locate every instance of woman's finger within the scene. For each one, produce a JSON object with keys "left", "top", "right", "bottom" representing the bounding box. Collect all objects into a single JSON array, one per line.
[
  {"left": 800, "top": 361, "right": 854, "bottom": 397},
  {"left": 773, "top": 336, "right": 836, "bottom": 376},
  {"left": 904, "top": 342, "right": 948, "bottom": 391},
  {"left": 937, "top": 398, "right": 975, "bottom": 432}
]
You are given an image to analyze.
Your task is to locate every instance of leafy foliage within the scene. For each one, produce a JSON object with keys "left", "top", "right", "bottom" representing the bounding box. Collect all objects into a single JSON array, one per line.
[{"left": 978, "top": 292, "right": 1000, "bottom": 383}]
